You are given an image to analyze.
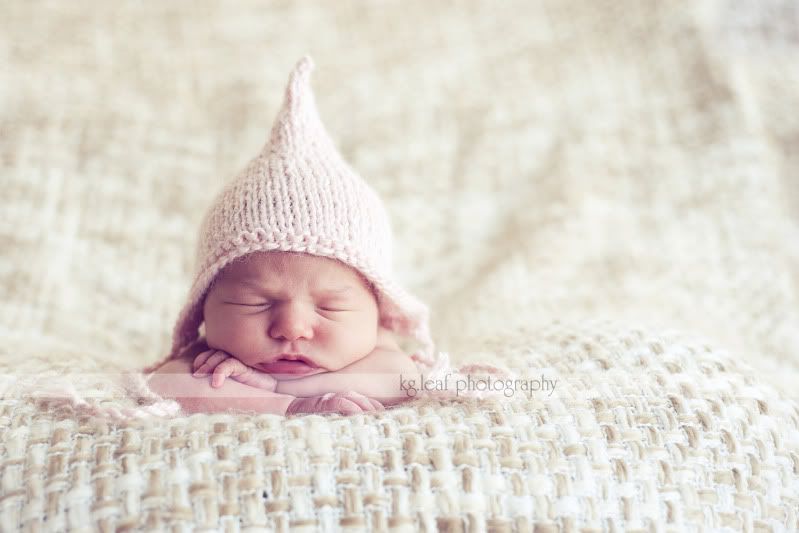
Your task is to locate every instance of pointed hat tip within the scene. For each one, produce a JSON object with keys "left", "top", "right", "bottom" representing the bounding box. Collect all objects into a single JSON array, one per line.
[
  {"left": 294, "top": 55, "right": 315, "bottom": 78},
  {"left": 285, "top": 55, "right": 315, "bottom": 96}
]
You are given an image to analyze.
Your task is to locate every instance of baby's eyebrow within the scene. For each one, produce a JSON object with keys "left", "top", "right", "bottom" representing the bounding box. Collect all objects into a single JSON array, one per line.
[
  {"left": 228, "top": 278, "right": 354, "bottom": 295},
  {"left": 315, "top": 286, "right": 354, "bottom": 296},
  {"left": 224, "top": 279, "right": 272, "bottom": 291}
]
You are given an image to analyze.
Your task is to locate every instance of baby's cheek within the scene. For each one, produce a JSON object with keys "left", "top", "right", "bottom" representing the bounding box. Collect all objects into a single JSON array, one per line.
[
  {"left": 206, "top": 315, "right": 256, "bottom": 354},
  {"left": 322, "top": 322, "right": 377, "bottom": 368}
]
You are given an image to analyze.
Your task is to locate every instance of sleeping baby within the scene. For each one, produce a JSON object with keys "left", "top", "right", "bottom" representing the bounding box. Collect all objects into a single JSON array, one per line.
[{"left": 144, "top": 56, "right": 439, "bottom": 415}]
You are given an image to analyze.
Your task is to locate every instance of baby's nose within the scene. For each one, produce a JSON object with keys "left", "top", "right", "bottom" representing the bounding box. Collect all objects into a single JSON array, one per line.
[{"left": 268, "top": 304, "right": 314, "bottom": 341}]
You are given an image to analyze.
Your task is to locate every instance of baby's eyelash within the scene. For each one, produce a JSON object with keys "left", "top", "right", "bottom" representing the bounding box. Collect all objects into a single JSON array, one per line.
[
  {"left": 225, "top": 301, "right": 271, "bottom": 307},
  {"left": 223, "top": 301, "right": 348, "bottom": 311}
]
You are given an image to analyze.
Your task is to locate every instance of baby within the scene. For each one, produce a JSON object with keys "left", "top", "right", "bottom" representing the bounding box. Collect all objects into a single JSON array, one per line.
[
  {"left": 145, "top": 56, "right": 436, "bottom": 415},
  {"left": 148, "top": 251, "right": 423, "bottom": 415}
]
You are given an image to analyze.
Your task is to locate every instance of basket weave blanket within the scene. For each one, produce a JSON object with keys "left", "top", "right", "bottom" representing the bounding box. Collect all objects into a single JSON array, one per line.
[{"left": 2, "top": 0, "right": 799, "bottom": 530}]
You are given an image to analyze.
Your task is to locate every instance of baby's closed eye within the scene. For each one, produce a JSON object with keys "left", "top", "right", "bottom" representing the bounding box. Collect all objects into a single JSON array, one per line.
[
  {"left": 223, "top": 299, "right": 272, "bottom": 307},
  {"left": 223, "top": 301, "right": 351, "bottom": 313},
  {"left": 318, "top": 305, "right": 351, "bottom": 312}
]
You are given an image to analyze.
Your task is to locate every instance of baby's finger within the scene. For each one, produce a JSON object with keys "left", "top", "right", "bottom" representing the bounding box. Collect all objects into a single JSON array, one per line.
[
  {"left": 341, "top": 391, "right": 375, "bottom": 412},
  {"left": 324, "top": 397, "right": 362, "bottom": 415},
  {"left": 192, "top": 350, "right": 214, "bottom": 371},
  {"left": 193, "top": 351, "right": 229, "bottom": 376},
  {"left": 211, "top": 358, "right": 245, "bottom": 388},
  {"left": 368, "top": 398, "right": 385, "bottom": 412},
  {"left": 193, "top": 351, "right": 216, "bottom": 375},
  {"left": 210, "top": 367, "right": 231, "bottom": 388}
]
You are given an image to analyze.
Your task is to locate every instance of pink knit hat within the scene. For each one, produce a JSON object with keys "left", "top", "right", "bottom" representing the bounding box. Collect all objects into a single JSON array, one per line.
[{"left": 161, "top": 55, "right": 434, "bottom": 365}]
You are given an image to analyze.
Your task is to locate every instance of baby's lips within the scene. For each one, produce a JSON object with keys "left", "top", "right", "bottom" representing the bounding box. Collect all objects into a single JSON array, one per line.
[{"left": 256, "top": 359, "right": 318, "bottom": 375}]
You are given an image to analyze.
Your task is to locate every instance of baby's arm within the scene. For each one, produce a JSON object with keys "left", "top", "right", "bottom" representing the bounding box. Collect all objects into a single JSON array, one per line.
[
  {"left": 275, "top": 347, "right": 420, "bottom": 405},
  {"left": 148, "top": 340, "right": 382, "bottom": 415},
  {"left": 189, "top": 345, "right": 418, "bottom": 403},
  {"left": 146, "top": 354, "right": 295, "bottom": 415}
]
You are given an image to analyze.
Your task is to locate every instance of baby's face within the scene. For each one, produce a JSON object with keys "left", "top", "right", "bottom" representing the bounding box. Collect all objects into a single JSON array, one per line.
[{"left": 203, "top": 251, "right": 379, "bottom": 377}]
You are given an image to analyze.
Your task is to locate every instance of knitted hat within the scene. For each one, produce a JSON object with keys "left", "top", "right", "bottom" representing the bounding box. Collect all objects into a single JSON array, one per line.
[{"left": 162, "top": 55, "right": 434, "bottom": 366}]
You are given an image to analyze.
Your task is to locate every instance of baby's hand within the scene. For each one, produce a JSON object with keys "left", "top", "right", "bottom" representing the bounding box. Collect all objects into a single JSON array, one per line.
[
  {"left": 192, "top": 349, "right": 277, "bottom": 391},
  {"left": 286, "top": 392, "right": 384, "bottom": 415}
]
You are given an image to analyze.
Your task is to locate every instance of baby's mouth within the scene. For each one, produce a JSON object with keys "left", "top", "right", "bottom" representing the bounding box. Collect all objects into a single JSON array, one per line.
[{"left": 256, "top": 354, "right": 319, "bottom": 375}]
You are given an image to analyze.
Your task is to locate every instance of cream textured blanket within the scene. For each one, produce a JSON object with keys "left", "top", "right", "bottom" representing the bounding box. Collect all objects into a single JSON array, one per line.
[{"left": 2, "top": 0, "right": 799, "bottom": 530}]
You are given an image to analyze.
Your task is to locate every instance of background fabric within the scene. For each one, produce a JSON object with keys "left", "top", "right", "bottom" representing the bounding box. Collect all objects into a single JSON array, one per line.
[{"left": 2, "top": 0, "right": 798, "bottom": 530}]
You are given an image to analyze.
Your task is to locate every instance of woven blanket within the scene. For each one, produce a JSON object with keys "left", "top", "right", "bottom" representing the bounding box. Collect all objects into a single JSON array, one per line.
[{"left": 2, "top": 0, "right": 799, "bottom": 530}]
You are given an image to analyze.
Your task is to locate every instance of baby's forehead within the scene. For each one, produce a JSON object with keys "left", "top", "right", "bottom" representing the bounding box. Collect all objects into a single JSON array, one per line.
[{"left": 218, "top": 251, "right": 363, "bottom": 287}]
